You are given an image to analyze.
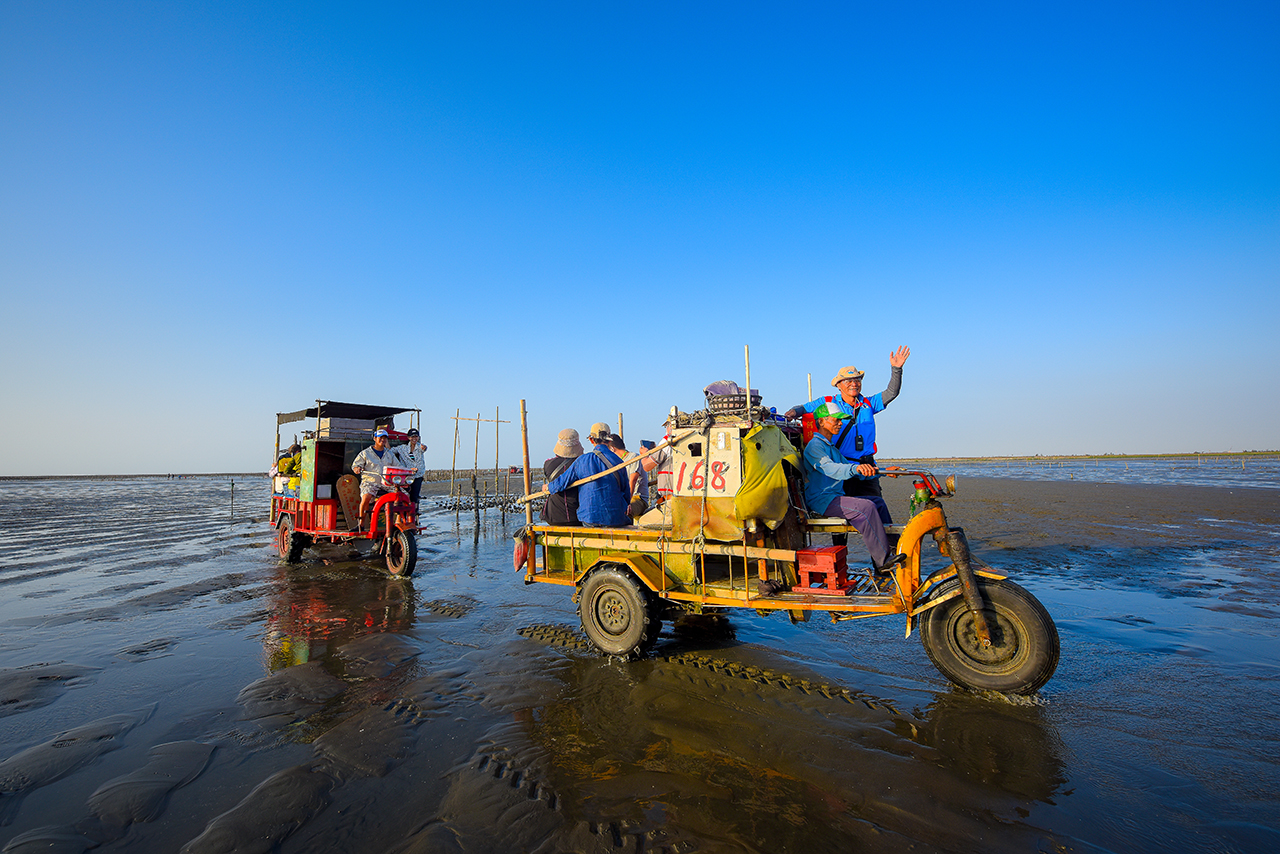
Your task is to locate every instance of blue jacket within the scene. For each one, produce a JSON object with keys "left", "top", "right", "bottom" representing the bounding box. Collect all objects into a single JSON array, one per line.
[
  {"left": 802, "top": 434, "right": 860, "bottom": 516},
  {"left": 794, "top": 394, "right": 886, "bottom": 461},
  {"left": 547, "top": 445, "right": 631, "bottom": 526}
]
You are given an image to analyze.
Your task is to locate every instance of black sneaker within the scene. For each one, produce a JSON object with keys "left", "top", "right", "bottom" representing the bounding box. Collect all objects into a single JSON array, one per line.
[
  {"left": 872, "top": 554, "right": 907, "bottom": 576},
  {"left": 757, "top": 579, "right": 785, "bottom": 597}
]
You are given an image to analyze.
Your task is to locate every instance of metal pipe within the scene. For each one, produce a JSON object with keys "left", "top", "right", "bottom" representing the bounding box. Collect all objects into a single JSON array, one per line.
[{"left": 944, "top": 527, "right": 992, "bottom": 647}]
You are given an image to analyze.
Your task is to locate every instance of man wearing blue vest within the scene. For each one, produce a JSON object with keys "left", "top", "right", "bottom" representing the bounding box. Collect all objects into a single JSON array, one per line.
[{"left": 786, "top": 346, "right": 910, "bottom": 524}]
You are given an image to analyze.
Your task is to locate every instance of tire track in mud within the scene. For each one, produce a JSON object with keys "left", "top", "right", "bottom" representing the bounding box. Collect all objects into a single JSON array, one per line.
[
  {"left": 515, "top": 623, "right": 901, "bottom": 716},
  {"left": 389, "top": 735, "right": 701, "bottom": 854}
]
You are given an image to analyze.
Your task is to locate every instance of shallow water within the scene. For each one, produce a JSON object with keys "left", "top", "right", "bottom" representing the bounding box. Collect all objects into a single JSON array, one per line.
[
  {"left": 0, "top": 476, "right": 1278, "bottom": 852},
  {"left": 907, "top": 454, "right": 1280, "bottom": 490}
]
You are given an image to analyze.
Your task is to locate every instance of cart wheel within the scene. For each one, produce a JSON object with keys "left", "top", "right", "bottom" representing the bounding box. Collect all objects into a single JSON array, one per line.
[
  {"left": 919, "top": 578, "right": 1059, "bottom": 695},
  {"left": 276, "top": 516, "right": 306, "bottom": 564},
  {"left": 579, "top": 566, "right": 657, "bottom": 658},
  {"left": 385, "top": 529, "right": 417, "bottom": 578}
]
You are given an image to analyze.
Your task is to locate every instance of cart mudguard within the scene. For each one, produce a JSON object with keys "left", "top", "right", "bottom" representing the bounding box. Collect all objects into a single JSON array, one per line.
[
  {"left": 913, "top": 565, "right": 1008, "bottom": 609},
  {"left": 576, "top": 554, "right": 667, "bottom": 593},
  {"left": 371, "top": 493, "right": 415, "bottom": 537},
  {"left": 896, "top": 505, "right": 948, "bottom": 557}
]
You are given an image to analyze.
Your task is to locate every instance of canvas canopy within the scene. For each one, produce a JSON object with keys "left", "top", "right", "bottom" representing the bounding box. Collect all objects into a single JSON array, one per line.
[{"left": 277, "top": 401, "right": 416, "bottom": 427}]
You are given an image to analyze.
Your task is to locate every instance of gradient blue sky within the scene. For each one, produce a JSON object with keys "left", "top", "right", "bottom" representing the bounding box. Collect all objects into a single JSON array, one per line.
[{"left": 3, "top": 1, "right": 1277, "bottom": 475}]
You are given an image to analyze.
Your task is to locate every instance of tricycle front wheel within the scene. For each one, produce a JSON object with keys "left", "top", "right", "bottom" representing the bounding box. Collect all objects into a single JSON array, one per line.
[
  {"left": 385, "top": 529, "right": 417, "bottom": 577},
  {"left": 919, "top": 577, "right": 1059, "bottom": 695}
]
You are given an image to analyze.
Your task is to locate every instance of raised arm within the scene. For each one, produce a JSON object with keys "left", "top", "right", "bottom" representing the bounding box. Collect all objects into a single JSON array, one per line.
[{"left": 881, "top": 346, "right": 909, "bottom": 404}]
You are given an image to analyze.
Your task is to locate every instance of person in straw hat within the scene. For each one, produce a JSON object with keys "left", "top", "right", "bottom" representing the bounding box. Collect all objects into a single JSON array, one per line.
[
  {"left": 785, "top": 346, "right": 910, "bottom": 524},
  {"left": 545, "top": 422, "right": 631, "bottom": 527},
  {"left": 542, "top": 428, "right": 584, "bottom": 526}
]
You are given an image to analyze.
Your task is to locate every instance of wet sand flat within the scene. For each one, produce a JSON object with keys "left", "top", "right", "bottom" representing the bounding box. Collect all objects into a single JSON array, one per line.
[{"left": 1, "top": 474, "right": 1278, "bottom": 853}]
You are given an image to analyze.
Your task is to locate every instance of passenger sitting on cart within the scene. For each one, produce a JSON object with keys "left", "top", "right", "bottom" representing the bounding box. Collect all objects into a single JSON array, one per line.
[
  {"left": 278, "top": 444, "right": 303, "bottom": 497},
  {"left": 541, "top": 428, "right": 583, "bottom": 526},
  {"left": 801, "top": 403, "right": 894, "bottom": 571},
  {"left": 545, "top": 422, "right": 631, "bottom": 527},
  {"left": 352, "top": 429, "right": 403, "bottom": 529}
]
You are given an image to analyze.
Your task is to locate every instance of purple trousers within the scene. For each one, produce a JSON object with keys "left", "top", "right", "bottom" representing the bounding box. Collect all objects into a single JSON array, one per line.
[{"left": 824, "top": 496, "right": 890, "bottom": 567}]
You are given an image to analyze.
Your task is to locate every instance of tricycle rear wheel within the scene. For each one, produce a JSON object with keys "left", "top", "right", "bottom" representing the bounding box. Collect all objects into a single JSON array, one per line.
[
  {"left": 579, "top": 566, "right": 659, "bottom": 658},
  {"left": 385, "top": 529, "right": 417, "bottom": 577},
  {"left": 919, "top": 577, "right": 1058, "bottom": 695},
  {"left": 276, "top": 516, "right": 307, "bottom": 563}
]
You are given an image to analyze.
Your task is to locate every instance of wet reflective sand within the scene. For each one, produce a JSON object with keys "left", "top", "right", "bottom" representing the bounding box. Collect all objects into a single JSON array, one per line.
[{"left": 1, "top": 475, "right": 1278, "bottom": 852}]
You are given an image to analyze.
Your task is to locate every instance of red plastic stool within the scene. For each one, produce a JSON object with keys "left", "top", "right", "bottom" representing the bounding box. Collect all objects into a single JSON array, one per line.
[{"left": 796, "top": 545, "right": 850, "bottom": 595}]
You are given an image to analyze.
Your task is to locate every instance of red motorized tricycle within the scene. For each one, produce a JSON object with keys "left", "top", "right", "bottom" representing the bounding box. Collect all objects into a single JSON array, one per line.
[{"left": 271, "top": 401, "right": 425, "bottom": 577}]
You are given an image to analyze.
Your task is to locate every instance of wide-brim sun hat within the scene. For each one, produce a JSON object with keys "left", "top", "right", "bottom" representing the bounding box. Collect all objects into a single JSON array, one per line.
[
  {"left": 553, "top": 428, "right": 584, "bottom": 458},
  {"left": 831, "top": 366, "right": 865, "bottom": 386}
]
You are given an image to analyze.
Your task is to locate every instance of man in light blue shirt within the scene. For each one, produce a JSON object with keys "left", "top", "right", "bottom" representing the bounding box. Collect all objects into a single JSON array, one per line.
[
  {"left": 547, "top": 422, "right": 631, "bottom": 527},
  {"left": 802, "top": 403, "right": 891, "bottom": 569}
]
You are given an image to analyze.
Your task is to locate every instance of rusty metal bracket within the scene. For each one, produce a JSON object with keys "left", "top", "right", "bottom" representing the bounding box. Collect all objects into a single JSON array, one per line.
[{"left": 945, "top": 527, "right": 992, "bottom": 647}]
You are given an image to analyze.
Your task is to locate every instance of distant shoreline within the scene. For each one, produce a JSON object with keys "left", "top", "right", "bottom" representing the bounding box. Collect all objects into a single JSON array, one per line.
[
  {"left": 2, "top": 450, "right": 1277, "bottom": 480},
  {"left": 885, "top": 451, "right": 1279, "bottom": 463}
]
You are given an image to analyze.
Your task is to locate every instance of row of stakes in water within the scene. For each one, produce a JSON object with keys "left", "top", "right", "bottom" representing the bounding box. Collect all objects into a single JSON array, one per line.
[{"left": 431, "top": 492, "right": 544, "bottom": 514}]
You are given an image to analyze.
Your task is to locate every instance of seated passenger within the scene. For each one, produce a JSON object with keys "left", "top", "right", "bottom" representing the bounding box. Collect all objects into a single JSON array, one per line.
[
  {"left": 541, "top": 429, "right": 583, "bottom": 526},
  {"left": 801, "top": 403, "right": 893, "bottom": 570},
  {"left": 608, "top": 434, "right": 647, "bottom": 519},
  {"left": 395, "top": 428, "right": 427, "bottom": 505},
  {"left": 352, "top": 429, "right": 402, "bottom": 529},
  {"left": 640, "top": 436, "right": 672, "bottom": 505},
  {"left": 785, "top": 348, "right": 910, "bottom": 525},
  {"left": 278, "top": 444, "right": 303, "bottom": 497},
  {"left": 546, "top": 423, "right": 630, "bottom": 528}
]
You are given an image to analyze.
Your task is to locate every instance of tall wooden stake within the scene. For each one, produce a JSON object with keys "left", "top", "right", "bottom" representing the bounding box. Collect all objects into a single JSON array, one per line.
[
  {"left": 520, "top": 399, "right": 533, "bottom": 526},
  {"left": 450, "top": 407, "right": 460, "bottom": 498}
]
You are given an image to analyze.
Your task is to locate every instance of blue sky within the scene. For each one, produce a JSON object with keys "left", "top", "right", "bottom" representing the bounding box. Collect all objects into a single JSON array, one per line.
[{"left": 2, "top": 1, "right": 1277, "bottom": 475}]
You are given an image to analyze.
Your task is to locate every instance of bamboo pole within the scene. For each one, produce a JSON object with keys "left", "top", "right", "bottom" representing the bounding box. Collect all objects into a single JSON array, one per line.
[
  {"left": 450, "top": 407, "right": 459, "bottom": 498},
  {"left": 744, "top": 344, "right": 752, "bottom": 425},
  {"left": 618, "top": 412, "right": 624, "bottom": 443},
  {"left": 519, "top": 437, "right": 674, "bottom": 503},
  {"left": 807, "top": 373, "right": 812, "bottom": 401},
  {"left": 495, "top": 405, "right": 500, "bottom": 491},
  {"left": 520, "top": 399, "right": 533, "bottom": 526}
]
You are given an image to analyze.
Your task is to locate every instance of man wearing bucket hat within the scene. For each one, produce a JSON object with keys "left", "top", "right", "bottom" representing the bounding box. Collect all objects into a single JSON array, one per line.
[
  {"left": 541, "top": 428, "right": 584, "bottom": 526},
  {"left": 545, "top": 422, "right": 631, "bottom": 527},
  {"left": 353, "top": 428, "right": 404, "bottom": 528},
  {"left": 785, "top": 345, "right": 910, "bottom": 523},
  {"left": 801, "top": 402, "right": 893, "bottom": 571}
]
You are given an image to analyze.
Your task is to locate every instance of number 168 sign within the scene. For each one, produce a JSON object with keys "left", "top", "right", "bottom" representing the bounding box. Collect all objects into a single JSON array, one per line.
[{"left": 675, "top": 460, "right": 731, "bottom": 494}]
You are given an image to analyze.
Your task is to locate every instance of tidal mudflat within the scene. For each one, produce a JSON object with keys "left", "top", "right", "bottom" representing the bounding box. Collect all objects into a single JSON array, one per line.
[{"left": 1, "top": 474, "right": 1278, "bottom": 853}]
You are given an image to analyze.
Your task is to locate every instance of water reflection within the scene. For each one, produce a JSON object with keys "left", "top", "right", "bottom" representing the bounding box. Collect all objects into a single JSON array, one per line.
[
  {"left": 263, "top": 563, "right": 415, "bottom": 672},
  {"left": 436, "top": 636, "right": 1071, "bottom": 852}
]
